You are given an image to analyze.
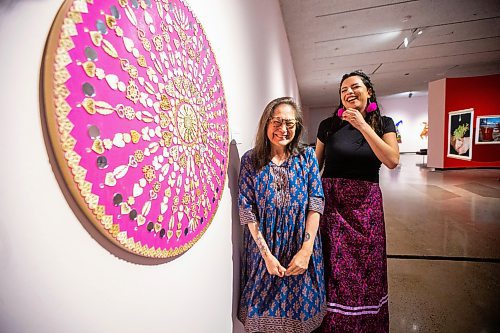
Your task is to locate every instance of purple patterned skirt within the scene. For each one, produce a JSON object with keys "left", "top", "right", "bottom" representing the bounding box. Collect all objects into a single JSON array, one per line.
[{"left": 319, "top": 178, "right": 389, "bottom": 333}]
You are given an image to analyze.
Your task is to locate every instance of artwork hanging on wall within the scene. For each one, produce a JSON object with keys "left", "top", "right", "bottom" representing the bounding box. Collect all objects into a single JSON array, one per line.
[
  {"left": 420, "top": 121, "right": 428, "bottom": 139},
  {"left": 447, "top": 108, "right": 473, "bottom": 160},
  {"left": 475, "top": 116, "right": 500, "bottom": 144},
  {"left": 41, "top": 0, "right": 229, "bottom": 258},
  {"left": 394, "top": 120, "right": 402, "bottom": 143}
]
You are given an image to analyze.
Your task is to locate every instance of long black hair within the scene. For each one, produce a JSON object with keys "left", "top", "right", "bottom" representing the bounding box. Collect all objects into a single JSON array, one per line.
[
  {"left": 252, "top": 97, "right": 304, "bottom": 170},
  {"left": 338, "top": 70, "right": 384, "bottom": 136}
]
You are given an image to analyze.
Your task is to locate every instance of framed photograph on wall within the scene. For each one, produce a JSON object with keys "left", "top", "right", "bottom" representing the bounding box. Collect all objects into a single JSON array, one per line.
[
  {"left": 475, "top": 116, "right": 500, "bottom": 144},
  {"left": 447, "top": 108, "right": 473, "bottom": 160}
]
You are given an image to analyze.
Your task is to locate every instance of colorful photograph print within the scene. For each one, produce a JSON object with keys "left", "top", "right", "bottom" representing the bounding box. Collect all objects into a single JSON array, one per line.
[
  {"left": 475, "top": 116, "right": 500, "bottom": 144},
  {"left": 447, "top": 108, "right": 473, "bottom": 160}
]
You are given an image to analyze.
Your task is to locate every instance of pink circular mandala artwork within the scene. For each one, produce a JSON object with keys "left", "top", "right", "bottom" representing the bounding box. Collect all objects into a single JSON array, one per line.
[{"left": 42, "top": 0, "right": 229, "bottom": 258}]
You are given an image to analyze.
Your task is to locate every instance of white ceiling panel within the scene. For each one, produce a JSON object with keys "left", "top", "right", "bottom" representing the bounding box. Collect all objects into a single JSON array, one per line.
[{"left": 279, "top": 0, "right": 500, "bottom": 107}]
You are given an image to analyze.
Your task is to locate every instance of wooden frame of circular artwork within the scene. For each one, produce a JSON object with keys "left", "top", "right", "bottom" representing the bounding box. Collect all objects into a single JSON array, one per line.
[{"left": 41, "top": 0, "right": 229, "bottom": 258}]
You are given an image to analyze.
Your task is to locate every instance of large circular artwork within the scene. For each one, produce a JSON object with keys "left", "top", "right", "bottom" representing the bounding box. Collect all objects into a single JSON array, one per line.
[{"left": 42, "top": 0, "right": 229, "bottom": 258}]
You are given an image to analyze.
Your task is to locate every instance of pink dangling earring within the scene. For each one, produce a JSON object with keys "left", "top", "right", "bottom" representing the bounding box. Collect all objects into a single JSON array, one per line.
[
  {"left": 337, "top": 107, "right": 345, "bottom": 117},
  {"left": 366, "top": 102, "right": 377, "bottom": 113}
]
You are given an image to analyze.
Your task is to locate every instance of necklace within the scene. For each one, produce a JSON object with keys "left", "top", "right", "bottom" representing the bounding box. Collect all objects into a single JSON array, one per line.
[{"left": 271, "top": 153, "right": 289, "bottom": 166}]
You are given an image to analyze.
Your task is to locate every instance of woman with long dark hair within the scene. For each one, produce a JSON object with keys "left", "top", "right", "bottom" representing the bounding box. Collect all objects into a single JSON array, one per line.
[
  {"left": 315, "top": 71, "right": 399, "bottom": 332},
  {"left": 238, "top": 97, "right": 326, "bottom": 332}
]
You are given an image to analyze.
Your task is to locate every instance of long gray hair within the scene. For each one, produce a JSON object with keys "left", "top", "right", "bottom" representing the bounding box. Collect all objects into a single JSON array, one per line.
[{"left": 251, "top": 97, "right": 304, "bottom": 170}]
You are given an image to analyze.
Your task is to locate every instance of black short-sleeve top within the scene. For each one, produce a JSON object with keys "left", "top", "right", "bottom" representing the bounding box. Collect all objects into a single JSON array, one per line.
[{"left": 317, "top": 116, "right": 396, "bottom": 183}]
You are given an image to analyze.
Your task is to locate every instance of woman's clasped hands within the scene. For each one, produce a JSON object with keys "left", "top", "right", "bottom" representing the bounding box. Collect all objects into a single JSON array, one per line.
[{"left": 264, "top": 249, "right": 311, "bottom": 277}]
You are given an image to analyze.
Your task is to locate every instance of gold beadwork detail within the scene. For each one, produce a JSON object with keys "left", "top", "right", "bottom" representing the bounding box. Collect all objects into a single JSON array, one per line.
[
  {"left": 82, "top": 61, "right": 96, "bottom": 77},
  {"left": 153, "top": 35, "right": 163, "bottom": 51},
  {"left": 54, "top": 68, "right": 71, "bottom": 84},
  {"left": 102, "top": 215, "right": 113, "bottom": 229},
  {"left": 152, "top": 181, "right": 161, "bottom": 193},
  {"left": 124, "top": 106, "right": 135, "bottom": 120},
  {"left": 62, "top": 18, "right": 77, "bottom": 36},
  {"left": 126, "top": 80, "right": 140, "bottom": 103},
  {"left": 56, "top": 99, "right": 71, "bottom": 117},
  {"left": 159, "top": 95, "right": 171, "bottom": 111},
  {"left": 142, "top": 165, "right": 155, "bottom": 183},
  {"left": 92, "top": 139, "right": 105, "bottom": 154},
  {"left": 82, "top": 98, "right": 95, "bottom": 114},
  {"left": 134, "top": 150, "right": 144, "bottom": 162},
  {"left": 159, "top": 111, "right": 170, "bottom": 128},
  {"left": 162, "top": 131, "right": 173, "bottom": 146},
  {"left": 59, "top": 35, "right": 75, "bottom": 51},
  {"left": 128, "top": 65, "right": 138, "bottom": 78},
  {"left": 179, "top": 153, "right": 187, "bottom": 168},
  {"left": 105, "top": 15, "right": 116, "bottom": 29},
  {"left": 142, "top": 38, "right": 152, "bottom": 52},
  {"left": 90, "top": 31, "right": 103, "bottom": 46},
  {"left": 55, "top": 51, "right": 72, "bottom": 69},
  {"left": 68, "top": 11, "right": 83, "bottom": 24},
  {"left": 111, "top": 224, "right": 120, "bottom": 236},
  {"left": 131, "top": 130, "right": 140, "bottom": 143}
]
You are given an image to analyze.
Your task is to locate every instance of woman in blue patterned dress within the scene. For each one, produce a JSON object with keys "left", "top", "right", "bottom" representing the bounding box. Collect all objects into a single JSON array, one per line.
[
  {"left": 315, "top": 71, "right": 400, "bottom": 332},
  {"left": 238, "top": 97, "right": 326, "bottom": 332}
]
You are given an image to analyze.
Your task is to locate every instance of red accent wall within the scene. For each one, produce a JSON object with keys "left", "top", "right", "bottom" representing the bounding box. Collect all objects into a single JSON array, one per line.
[{"left": 443, "top": 74, "right": 500, "bottom": 168}]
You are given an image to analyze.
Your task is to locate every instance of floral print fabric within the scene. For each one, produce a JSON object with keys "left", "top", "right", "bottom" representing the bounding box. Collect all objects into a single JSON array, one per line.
[{"left": 319, "top": 177, "right": 389, "bottom": 333}]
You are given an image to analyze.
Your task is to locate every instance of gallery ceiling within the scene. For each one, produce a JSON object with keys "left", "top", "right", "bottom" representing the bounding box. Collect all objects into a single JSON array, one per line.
[{"left": 279, "top": 0, "right": 500, "bottom": 108}]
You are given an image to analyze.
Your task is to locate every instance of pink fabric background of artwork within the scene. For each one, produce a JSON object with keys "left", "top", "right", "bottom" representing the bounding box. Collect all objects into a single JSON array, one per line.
[{"left": 53, "top": 0, "right": 228, "bottom": 256}]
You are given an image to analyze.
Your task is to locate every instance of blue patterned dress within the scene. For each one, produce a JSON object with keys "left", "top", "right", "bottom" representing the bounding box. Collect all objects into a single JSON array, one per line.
[{"left": 238, "top": 147, "right": 326, "bottom": 333}]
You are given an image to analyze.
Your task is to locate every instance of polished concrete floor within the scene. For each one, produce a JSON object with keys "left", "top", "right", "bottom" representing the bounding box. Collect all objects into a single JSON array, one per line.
[{"left": 380, "top": 154, "right": 500, "bottom": 333}]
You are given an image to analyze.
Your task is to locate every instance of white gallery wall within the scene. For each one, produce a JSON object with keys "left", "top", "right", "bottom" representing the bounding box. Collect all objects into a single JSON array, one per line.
[
  {"left": 0, "top": 1, "right": 298, "bottom": 333},
  {"left": 306, "top": 94, "right": 429, "bottom": 153},
  {"left": 307, "top": 106, "right": 334, "bottom": 144},
  {"left": 379, "top": 94, "right": 429, "bottom": 153}
]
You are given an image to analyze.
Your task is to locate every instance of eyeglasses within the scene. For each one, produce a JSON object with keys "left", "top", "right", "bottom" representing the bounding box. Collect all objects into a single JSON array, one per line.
[{"left": 269, "top": 116, "right": 297, "bottom": 129}]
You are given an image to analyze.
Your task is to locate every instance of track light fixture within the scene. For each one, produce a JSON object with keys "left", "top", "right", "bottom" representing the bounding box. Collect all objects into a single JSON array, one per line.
[{"left": 403, "top": 27, "right": 425, "bottom": 48}]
